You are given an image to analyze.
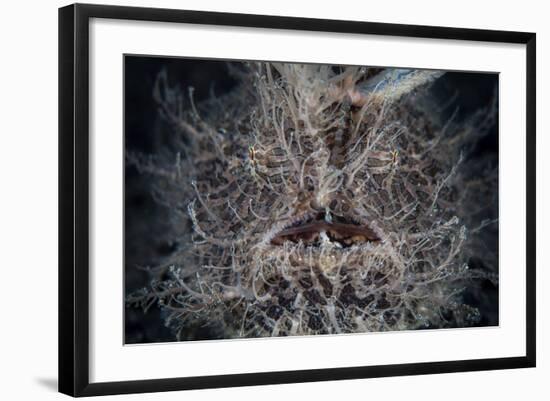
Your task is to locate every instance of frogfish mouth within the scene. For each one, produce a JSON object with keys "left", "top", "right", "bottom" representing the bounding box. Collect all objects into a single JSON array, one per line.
[{"left": 270, "top": 212, "right": 380, "bottom": 248}]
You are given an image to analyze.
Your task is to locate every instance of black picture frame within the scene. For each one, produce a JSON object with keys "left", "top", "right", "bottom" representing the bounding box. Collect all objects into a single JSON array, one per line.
[{"left": 59, "top": 3, "right": 536, "bottom": 397}]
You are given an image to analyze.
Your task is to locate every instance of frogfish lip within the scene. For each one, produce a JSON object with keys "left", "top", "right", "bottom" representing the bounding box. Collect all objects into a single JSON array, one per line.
[{"left": 269, "top": 212, "right": 380, "bottom": 248}]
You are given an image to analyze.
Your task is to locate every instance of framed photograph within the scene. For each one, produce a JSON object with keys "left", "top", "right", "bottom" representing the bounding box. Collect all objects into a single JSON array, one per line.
[{"left": 59, "top": 3, "right": 536, "bottom": 397}]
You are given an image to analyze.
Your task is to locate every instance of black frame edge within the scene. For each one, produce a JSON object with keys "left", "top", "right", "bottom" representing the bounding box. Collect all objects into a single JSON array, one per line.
[
  {"left": 78, "top": 357, "right": 529, "bottom": 397},
  {"left": 59, "top": 2, "right": 537, "bottom": 397},
  {"left": 525, "top": 33, "right": 536, "bottom": 368},
  {"left": 73, "top": 2, "right": 534, "bottom": 43},
  {"left": 59, "top": 3, "right": 92, "bottom": 397},
  {"left": 58, "top": 4, "right": 76, "bottom": 397},
  {"left": 73, "top": 2, "right": 92, "bottom": 396}
]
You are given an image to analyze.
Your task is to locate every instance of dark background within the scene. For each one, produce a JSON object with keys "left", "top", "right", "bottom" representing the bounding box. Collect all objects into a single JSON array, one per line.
[{"left": 124, "top": 55, "right": 498, "bottom": 344}]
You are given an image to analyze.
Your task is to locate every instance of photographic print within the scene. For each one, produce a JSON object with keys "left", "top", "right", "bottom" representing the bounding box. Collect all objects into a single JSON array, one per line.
[{"left": 124, "top": 56, "right": 499, "bottom": 344}]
